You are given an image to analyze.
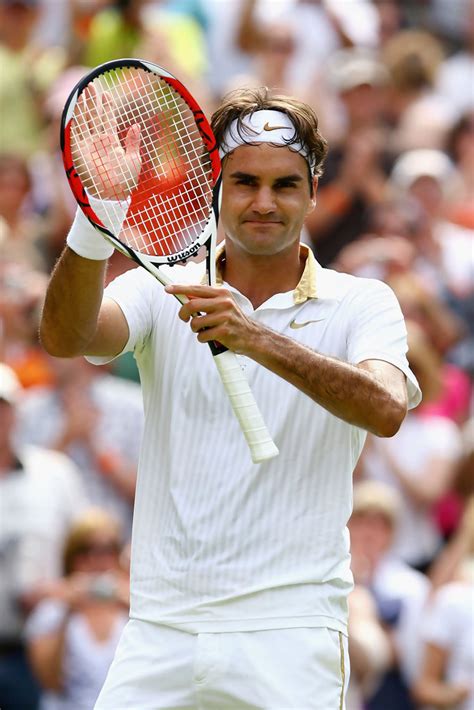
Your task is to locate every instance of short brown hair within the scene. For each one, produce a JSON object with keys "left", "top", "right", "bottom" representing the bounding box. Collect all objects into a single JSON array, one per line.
[{"left": 211, "top": 87, "right": 328, "bottom": 179}]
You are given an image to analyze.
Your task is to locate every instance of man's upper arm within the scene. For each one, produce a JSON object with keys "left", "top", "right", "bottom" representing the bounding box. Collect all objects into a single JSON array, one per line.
[{"left": 85, "top": 297, "right": 130, "bottom": 357}]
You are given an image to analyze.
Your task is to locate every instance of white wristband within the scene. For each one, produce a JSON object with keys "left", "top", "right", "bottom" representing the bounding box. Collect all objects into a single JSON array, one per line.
[
  {"left": 66, "top": 208, "right": 115, "bottom": 260},
  {"left": 66, "top": 196, "right": 129, "bottom": 260}
]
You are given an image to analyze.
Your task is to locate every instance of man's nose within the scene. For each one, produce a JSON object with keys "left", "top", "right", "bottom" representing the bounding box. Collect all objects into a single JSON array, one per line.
[{"left": 251, "top": 186, "right": 276, "bottom": 213}]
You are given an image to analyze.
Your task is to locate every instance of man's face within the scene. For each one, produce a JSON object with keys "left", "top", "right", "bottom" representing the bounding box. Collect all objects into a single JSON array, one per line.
[{"left": 220, "top": 143, "right": 317, "bottom": 257}]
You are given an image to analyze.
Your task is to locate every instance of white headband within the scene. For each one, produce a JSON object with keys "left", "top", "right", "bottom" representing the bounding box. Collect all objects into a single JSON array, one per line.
[{"left": 218, "top": 110, "right": 315, "bottom": 175}]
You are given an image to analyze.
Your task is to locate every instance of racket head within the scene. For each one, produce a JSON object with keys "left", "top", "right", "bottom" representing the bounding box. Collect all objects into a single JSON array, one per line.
[{"left": 61, "top": 58, "right": 221, "bottom": 265}]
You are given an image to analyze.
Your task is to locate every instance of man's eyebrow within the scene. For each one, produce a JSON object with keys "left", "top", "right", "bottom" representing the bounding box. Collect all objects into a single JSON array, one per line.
[
  {"left": 274, "top": 174, "right": 304, "bottom": 183},
  {"left": 229, "top": 172, "right": 304, "bottom": 182},
  {"left": 229, "top": 171, "right": 257, "bottom": 180}
]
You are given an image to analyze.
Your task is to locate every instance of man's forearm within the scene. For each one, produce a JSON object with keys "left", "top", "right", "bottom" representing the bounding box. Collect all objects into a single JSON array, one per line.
[
  {"left": 40, "top": 247, "right": 107, "bottom": 357},
  {"left": 243, "top": 326, "right": 407, "bottom": 437}
]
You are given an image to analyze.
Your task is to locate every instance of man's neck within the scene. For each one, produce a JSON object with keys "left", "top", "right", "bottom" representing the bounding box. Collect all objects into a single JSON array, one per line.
[{"left": 221, "top": 243, "right": 306, "bottom": 309}]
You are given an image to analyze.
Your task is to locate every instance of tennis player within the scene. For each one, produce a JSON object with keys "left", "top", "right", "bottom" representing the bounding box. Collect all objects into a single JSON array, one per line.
[{"left": 40, "top": 87, "right": 421, "bottom": 709}]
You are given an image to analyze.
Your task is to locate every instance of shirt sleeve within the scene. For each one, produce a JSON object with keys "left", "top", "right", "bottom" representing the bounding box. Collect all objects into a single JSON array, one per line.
[
  {"left": 86, "top": 267, "right": 162, "bottom": 366},
  {"left": 346, "top": 278, "right": 421, "bottom": 409}
]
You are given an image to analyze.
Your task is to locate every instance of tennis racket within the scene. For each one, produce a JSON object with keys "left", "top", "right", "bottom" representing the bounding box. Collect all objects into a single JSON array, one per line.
[{"left": 61, "top": 58, "right": 278, "bottom": 464}]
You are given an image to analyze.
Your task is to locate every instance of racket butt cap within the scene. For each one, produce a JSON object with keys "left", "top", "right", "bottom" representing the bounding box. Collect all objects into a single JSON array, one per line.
[{"left": 251, "top": 440, "right": 280, "bottom": 464}]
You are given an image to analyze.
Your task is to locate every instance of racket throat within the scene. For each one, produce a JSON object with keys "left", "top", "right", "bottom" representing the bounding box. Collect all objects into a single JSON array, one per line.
[{"left": 209, "top": 340, "right": 227, "bottom": 356}]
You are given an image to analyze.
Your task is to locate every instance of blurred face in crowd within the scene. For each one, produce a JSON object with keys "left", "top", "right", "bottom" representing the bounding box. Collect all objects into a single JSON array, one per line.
[
  {"left": 452, "top": 113, "right": 474, "bottom": 167},
  {"left": 72, "top": 533, "right": 122, "bottom": 575},
  {"left": 0, "top": 156, "right": 31, "bottom": 220},
  {"left": 349, "top": 510, "right": 394, "bottom": 564},
  {"left": 340, "top": 83, "right": 385, "bottom": 126},
  {"left": 0, "top": 0, "right": 39, "bottom": 49},
  {"left": 259, "top": 22, "right": 295, "bottom": 78},
  {"left": 408, "top": 175, "right": 444, "bottom": 217}
]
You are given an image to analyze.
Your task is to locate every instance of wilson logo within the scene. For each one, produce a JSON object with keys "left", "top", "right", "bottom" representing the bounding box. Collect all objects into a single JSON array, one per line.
[{"left": 167, "top": 244, "right": 200, "bottom": 263}]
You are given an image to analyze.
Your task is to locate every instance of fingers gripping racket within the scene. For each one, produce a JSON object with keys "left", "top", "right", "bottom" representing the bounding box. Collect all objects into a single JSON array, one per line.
[{"left": 61, "top": 58, "right": 278, "bottom": 463}]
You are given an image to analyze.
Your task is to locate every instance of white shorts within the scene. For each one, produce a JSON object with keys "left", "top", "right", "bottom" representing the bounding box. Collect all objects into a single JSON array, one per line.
[{"left": 95, "top": 619, "right": 349, "bottom": 709}]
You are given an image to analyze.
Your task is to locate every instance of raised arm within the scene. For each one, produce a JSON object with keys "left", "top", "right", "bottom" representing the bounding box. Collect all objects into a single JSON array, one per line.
[
  {"left": 40, "top": 245, "right": 128, "bottom": 358},
  {"left": 40, "top": 85, "right": 141, "bottom": 359}
]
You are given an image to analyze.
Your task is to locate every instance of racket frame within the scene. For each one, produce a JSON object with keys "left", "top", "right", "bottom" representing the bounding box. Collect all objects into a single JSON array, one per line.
[{"left": 60, "top": 58, "right": 279, "bottom": 463}]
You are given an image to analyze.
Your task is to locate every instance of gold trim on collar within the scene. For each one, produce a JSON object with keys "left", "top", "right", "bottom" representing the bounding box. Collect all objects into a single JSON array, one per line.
[
  {"left": 293, "top": 244, "right": 318, "bottom": 304},
  {"left": 207, "top": 243, "right": 318, "bottom": 302}
]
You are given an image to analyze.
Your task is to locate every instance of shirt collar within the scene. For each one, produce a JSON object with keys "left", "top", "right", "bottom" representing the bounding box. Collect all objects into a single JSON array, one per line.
[{"left": 213, "top": 242, "right": 319, "bottom": 304}]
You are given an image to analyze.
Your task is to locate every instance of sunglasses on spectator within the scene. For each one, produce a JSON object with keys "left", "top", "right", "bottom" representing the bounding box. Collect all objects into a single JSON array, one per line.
[{"left": 77, "top": 541, "right": 121, "bottom": 556}]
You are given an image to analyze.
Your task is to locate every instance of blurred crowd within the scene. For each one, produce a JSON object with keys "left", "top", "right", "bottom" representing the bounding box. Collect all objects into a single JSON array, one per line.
[{"left": 0, "top": 0, "right": 472, "bottom": 708}]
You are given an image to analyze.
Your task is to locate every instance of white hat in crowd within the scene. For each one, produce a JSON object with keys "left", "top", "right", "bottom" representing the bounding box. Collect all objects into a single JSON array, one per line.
[
  {"left": 328, "top": 48, "right": 389, "bottom": 93},
  {"left": 352, "top": 480, "right": 401, "bottom": 527},
  {"left": 390, "top": 149, "right": 456, "bottom": 190}
]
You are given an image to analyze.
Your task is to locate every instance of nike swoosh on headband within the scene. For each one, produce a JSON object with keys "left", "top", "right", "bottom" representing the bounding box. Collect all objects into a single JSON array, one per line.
[
  {"left": 219, "top": 111, "right": 316, "bottom": 175},
  {"left": 263, "top": 122, "right": 290, "bottom": 131},
  {"left": 289, "top": 318, "right": 326, "bottom": 329}
]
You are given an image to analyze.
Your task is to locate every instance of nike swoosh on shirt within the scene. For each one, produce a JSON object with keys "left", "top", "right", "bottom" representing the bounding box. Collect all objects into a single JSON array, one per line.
[
  {"left": 289, "top": 318, "right": 326, "bottom": 329},
  {"left": 263, "top": 122, "right": 289, "bottom": 131}
]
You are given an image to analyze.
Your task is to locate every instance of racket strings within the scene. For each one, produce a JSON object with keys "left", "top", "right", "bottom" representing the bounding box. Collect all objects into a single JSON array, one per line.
[{"left": 70, "top": 66, "right": 213, "bottom": 257}]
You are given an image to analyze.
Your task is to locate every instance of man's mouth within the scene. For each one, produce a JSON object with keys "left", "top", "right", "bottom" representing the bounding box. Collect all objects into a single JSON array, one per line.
[{"left": 242, "top": 218, "right": 282, "bottom": 225}]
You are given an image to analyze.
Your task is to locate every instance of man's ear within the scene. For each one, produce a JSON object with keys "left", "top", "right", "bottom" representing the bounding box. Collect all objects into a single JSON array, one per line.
[{"left": 308, "top": 176, "right": 318, "bottom": 213}]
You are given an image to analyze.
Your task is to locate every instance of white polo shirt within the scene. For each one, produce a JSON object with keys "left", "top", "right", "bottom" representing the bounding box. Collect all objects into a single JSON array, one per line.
[{"left": 90, "top": 245, "right": 420, "bottom": 635}]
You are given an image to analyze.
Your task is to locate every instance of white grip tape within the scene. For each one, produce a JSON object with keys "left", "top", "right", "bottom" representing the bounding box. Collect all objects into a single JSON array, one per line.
[{"left": 214, "top": 350, "right": 279, "bottom": 463}]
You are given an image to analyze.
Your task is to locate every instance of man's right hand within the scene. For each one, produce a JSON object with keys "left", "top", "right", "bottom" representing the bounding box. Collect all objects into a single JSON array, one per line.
[{"left": 72, "top": 84, "right": 142, "bottom": 200}]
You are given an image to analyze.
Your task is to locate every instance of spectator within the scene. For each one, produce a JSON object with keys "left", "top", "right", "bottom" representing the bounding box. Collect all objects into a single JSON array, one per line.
[
  {"left": 331, "top": 197, "right": 420, "bottom": 282},
  {"left": 82, "top": 0, "right": 208, "bottom": 90},
  {"left": 0, "top": 263, "right": 53, "bottom": 389},
  {"left": 388, "top": 272, "right": 466, "bottom": 366},
  {"left": 26, "top": 508, "right": 129, "bottom": 710},
  {"left": 434, "top": 0, "right": 474, "bottom": 116},
  {"left": 359, "top": 321, "right": 463, "bottom": 572},
  {"left": 453, "top": 419, "right": 474, "bottom": 505},
  {"left": 16, "top": 356, "right": 143, "bottom": 533},
  {"left": 349, "top": 480, "right": 431, "bottom": 710},
  {"left": 0, "top": 153, "right": 48, "bottom": 273},
  {"left": 346, "top": 584, "right": 392, "bottom": 710},
  {"left": 305, "top": 48, "right": 391, "bottom": 266},
  {"left": 30, "top": 66, "right": 90, "bottom": 270},
  {"left": 382, "top": 29, "right": 455, "bottom": 152},
  {"left": 0, "top": 364, "right": 87, "bottom": 710},
  {"left": 15, "top": 355, "right": 142, "bottom": 527},
  {"left": 0, "top": 0, "right": 64, "bottom": 156},
  {"left": 389, "top": 148, "right": 474, "bottom": 300},
  {"left": 444, "top": 110, "right": 474, "bottom": 230},
  {"left": 413, "top": 497, "right": 474, "bottom": 710}
]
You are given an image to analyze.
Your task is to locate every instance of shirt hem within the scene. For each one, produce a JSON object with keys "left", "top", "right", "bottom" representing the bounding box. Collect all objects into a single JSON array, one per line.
[{"left": 129, "top": 613, "right": 348, "bottom": 636}]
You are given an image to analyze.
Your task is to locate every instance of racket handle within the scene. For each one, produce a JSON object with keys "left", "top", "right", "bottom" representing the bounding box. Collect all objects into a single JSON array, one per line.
[{"left": 213, "top": 350, "right": 279, "bottom": 464}]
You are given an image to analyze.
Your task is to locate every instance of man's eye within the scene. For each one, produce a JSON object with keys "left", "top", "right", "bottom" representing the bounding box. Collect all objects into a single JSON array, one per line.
[{"left": 277, "top": 181, "right": 297, "bottom": 189}]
